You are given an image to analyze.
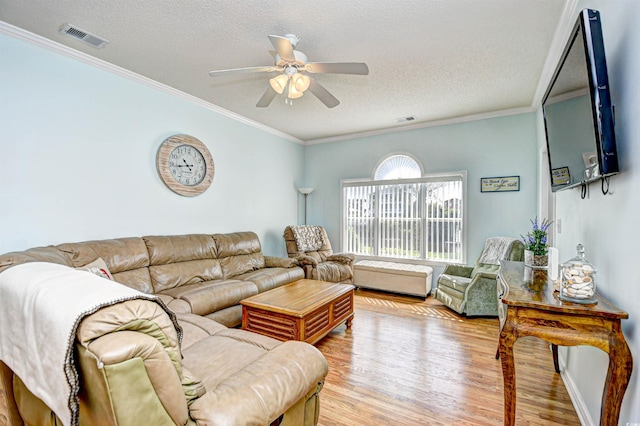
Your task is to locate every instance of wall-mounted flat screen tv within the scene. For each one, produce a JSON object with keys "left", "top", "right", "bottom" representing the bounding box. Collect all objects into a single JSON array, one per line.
[{"left": 542, "top": 9, "right": 619, "bottom": 191}]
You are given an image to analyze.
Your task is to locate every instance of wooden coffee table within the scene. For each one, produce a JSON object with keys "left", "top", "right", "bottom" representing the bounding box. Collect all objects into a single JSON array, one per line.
[{"left": 241, "top": 279, "right": 355, "bottom": 345}]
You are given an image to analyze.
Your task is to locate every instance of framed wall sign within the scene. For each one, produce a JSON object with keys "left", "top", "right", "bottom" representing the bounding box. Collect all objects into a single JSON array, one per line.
[
  {"left": 551, "top": 166, "right": 571, "bottom": 186},
  {"left": 481, "top": 176, "right": 520, "bottom": 193}
]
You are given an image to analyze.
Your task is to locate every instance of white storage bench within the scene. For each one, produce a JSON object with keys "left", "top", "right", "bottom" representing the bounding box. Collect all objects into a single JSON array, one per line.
[{"left": 353, "top": 260, "right": 433, "bottom": 298}]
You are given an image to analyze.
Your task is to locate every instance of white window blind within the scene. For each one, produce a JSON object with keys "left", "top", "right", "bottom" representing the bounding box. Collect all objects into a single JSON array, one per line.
[{"left": 342, "top": 173, "right": 465, "bottom": 263}]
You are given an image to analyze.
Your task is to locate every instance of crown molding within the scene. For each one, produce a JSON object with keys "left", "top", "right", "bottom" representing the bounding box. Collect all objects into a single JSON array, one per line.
[
  {"left": 0, "top": 21, "right": 303, "bottom": 145},
  {"left": 531, "top": 0, "right": 580, "bottom": 108},
  {"left": 304, "top": 105, "right": 537, "bottom": 145}
]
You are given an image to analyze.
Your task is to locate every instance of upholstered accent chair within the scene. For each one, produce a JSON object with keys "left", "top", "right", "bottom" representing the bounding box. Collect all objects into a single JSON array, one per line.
[
  {"left": 435, "top": 237, "right": 524, "bottom": 317},
  {"left": 283, "top": 225, "right": 355, "bottom": 284}
]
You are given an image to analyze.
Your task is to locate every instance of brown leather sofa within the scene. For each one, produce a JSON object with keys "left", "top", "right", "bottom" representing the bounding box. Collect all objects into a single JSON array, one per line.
[{"left": 0, "top": 232, "right": 328, "bottom": 425}]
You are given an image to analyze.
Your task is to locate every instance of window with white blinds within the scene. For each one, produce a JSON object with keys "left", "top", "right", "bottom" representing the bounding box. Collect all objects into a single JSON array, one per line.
[{"left": 341, "top": 173, "right": 466, "bottom": 263}]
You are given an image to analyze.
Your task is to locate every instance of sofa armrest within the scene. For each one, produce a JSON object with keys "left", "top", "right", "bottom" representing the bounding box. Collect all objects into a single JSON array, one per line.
[
  {"left": 295, "top": 255, "right": 318, "bottom": 268},
  {"left": 75, "top": 298, "right": 194, "bottom": 424},
  {"left": 264, "top": 255, "right": 298, "bottom": 268},
  {"left": 326, "top": 253, "right": 355, "bottom": 265},
  {"left": 78, "top": 330, "right": 190, "bottom": 425},
  {"left": 442, "top": 264, "right": 474, "bottom": 278}
]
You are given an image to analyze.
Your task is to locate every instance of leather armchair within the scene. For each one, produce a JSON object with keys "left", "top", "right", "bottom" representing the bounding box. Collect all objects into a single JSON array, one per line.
[
  {"left": 283, "top": 226, "right": 354, "bottom": 284},
  {"left": 435, "top": 237, "right": 524, "bottom": 317}
]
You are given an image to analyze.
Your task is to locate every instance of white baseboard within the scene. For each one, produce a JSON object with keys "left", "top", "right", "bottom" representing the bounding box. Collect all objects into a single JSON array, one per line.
[{"left": 556, "top": 348, "right": 595, "bottom": 426}]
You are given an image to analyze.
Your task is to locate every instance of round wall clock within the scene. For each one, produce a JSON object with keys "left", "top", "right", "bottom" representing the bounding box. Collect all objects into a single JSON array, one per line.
[{"left": 156, "top": 134, "right": 215, "bottom": 196}]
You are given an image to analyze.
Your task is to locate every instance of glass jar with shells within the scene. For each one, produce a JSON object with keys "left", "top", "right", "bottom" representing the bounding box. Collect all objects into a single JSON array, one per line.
[{"left": 559, "top": 243, "right": 597, "bottom": 304}]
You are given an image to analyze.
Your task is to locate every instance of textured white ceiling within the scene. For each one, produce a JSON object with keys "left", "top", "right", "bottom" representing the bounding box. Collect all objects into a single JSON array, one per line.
[{"left": 0, "top": 0, "right": 573, "bottom": 143}]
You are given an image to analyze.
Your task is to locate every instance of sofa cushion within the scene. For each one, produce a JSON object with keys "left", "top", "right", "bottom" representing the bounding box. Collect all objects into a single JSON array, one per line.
[
  {"left": 174, "top": 312, "right": 227, "bottom": 350},
  {"left": 160, "top": 279, "right": 257, "bottom": 316},
  {"left": 149, "top": 260, "right": 224, "bottom": 293},
  {"left": 184, "top": 331, "right": 328, "bottom": 425},
  {"left": 181, "top": 329, "right": 281, "bottom": 390},
  {"left": 143, "top": 235, "right": 218, "bottom": 264},
  {"left": 57, "top": 238, "right": 154, "bottom": 294},
  {"left": 237, "top": 267, "right": 304, "bottom": 293},
  {"left": 214, "top": 232, "right": 266, "bottom": 278},
  {"left": 213, "top": 232, "right": 261, "bottom": 258},
  {"left": 0, "top": 246, "right": 73, "bottom": 274},
  {"left": 204, "top": 306, "right": 243, "bottom": 328},
  {"left": 313, "top": 262, "right": 353, "bottom": 283},
  {"left": 143, "top": 235, "right": 223, "bottom": 293},
  {"left": 219, "top": 253, "right": 265, "bottom": 279},
  {"left": 58, "top": 238, "right": 149, "bottom": 272},
  {"left": 161, "top": 296, "right": 192, "bottom": 314}
]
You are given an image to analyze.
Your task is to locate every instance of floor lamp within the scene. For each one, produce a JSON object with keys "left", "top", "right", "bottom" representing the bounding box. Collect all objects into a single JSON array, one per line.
[{"left": 298, "top": 187, "right": 314, "bottom": 225}]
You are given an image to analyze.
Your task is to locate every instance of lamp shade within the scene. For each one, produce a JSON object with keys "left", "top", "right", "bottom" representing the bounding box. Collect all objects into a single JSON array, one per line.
[
  {"left": 292, "top": 74, "right": 310, "bottom": 92},
  {"left": 269, "top": 74, "right": 288, "bottom": 94},
  {"left": 298, "top": 187, "right": 314, "bottom": 195},
  {"left": 288, "top": 83, "right": 304, "bottom": 99}
]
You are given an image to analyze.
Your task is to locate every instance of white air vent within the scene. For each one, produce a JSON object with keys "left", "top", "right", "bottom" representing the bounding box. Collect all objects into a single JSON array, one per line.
[
  {"left": 59, "top": 24, "right": 109, "bottom": 48},
  {"left": 395, "top": 116, "right": 416, "bottom": 124}
]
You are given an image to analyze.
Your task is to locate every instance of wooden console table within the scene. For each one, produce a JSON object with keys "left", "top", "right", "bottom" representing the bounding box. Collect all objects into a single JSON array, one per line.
[{"left": 497, "top": 261, "right": 632, "bottom": 426}]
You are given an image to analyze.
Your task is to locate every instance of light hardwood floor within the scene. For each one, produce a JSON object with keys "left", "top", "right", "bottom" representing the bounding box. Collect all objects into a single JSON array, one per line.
[{"left": 315, "top": 289, "right": 581, "bottom": 425}]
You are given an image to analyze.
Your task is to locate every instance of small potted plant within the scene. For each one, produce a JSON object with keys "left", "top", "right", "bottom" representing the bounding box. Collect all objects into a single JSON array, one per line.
[{"left": 521, "top": 217, "right": 552, "bottom": 267}]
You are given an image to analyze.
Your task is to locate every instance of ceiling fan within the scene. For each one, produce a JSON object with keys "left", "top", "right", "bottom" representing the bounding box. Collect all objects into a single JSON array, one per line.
[{"left": 208, "top": 34, "right": 369, "bottom": 108}]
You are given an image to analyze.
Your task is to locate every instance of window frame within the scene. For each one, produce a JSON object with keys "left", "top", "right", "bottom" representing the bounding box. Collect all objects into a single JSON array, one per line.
[{"left": 340, "top": 171, "right": 467, "bottom": 266}]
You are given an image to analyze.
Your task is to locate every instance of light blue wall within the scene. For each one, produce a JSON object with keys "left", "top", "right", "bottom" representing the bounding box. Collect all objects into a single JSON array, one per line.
[
  {"left": 0, "top": 33, "right": 305, "bottom": 256},
  {"left": 304, "top": 113, "right": 539, "bottom": 275},
  {"left": 540, "top": 1, "right": 639, "bottom": 423}
]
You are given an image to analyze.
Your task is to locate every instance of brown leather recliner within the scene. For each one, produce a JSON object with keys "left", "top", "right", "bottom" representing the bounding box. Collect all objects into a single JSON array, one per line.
[{"left": 284, "top": 226, "right": 355, "bottom": 284}]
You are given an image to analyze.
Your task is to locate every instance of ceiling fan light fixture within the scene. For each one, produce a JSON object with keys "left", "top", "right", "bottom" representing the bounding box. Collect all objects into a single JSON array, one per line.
[
  {"left": 288, "top": 83, "right": 305, "bottom": 99},
  {"left": 269, "top": 74, "right": 288, "bottom": 94},
  {"left": 292, "top": 73, "right": 310, "bottom": 92}
]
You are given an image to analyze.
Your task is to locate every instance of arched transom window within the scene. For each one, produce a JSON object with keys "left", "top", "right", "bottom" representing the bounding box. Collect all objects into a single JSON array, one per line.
[{"left": 374, "top": 154, "right": 422, "bottom": 180}]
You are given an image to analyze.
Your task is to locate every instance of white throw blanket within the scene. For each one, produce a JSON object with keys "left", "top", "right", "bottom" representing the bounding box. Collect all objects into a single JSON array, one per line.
[
  {"left": 478, "top": 237, "right": 517, "bottom": 265},
  {"left": 291, "top": 225, "right": 324, "bottom": 252},
  {"left": 0, "top": 262, "right": 169, "bottom": 426}
]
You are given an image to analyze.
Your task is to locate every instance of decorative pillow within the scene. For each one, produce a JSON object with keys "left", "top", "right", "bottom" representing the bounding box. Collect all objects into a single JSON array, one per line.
[{"left": 77, "top": 257, "right": 114, "bottom": 281}]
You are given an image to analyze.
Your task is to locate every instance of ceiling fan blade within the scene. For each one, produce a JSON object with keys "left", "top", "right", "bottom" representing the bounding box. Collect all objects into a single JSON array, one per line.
[
  {"left": 209, "top": 66, "right": 278, "bottom": 77},
  {"left": 308, "top": 78, "right": 340, "bottom": 108},
  {"left": 268, "top": 35, "right": 295, "bottom": 62},
  {"left": 304, "top": 62, "right": 369, "bottom": 75},
  {"left": 256, "top": 86, "right": 277, "bottom": 108}
]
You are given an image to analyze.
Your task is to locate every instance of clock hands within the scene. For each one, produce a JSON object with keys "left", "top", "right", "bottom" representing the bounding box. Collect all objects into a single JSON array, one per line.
[{"left": 182, "top": 158, "right": 193, "bottom": 172}]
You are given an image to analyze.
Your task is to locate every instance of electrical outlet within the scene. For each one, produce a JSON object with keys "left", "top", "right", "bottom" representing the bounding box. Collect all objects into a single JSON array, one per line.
[{"left": 557, "top": 218, "right": 562, "bottom": 234}]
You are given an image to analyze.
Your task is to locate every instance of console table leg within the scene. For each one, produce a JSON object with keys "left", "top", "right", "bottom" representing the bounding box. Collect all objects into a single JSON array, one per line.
[
  {"left": 552, "top": 344, "right": 560, "bottom": 373},
  {"left": 600, "top": 332, "right": 633, "bottom": 425},
  {"left": 499, "top": 330, "right": 517, "bottom": 426}
]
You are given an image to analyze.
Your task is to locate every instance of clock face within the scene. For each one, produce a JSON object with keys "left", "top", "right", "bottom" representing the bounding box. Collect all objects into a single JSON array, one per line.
[
  {"left": 169, "top": 144, "right": 206, "bottom": 186},
  {"left": 156, "top": 134, "right": 215, "bottom": 196}
]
